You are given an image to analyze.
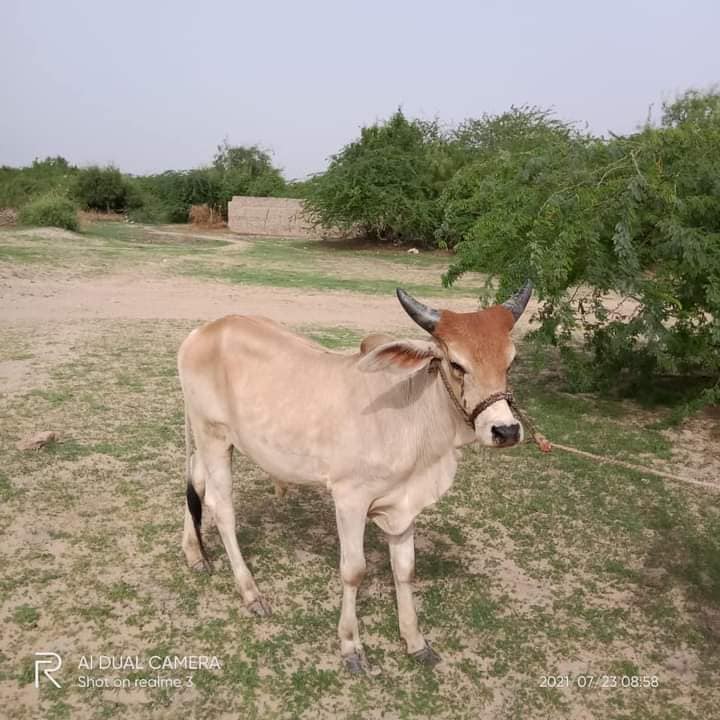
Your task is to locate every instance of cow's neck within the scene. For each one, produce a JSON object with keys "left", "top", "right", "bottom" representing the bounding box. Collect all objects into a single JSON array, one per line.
[
  {"left": 365, "top": 369, "right": 472, "bottom": 536},
  {"left": 404, "top": 366, "right": 476, "bottom": 460}
]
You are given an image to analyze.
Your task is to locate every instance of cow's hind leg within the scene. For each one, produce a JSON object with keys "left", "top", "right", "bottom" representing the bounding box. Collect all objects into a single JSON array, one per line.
[
  {"left": 201, "top": 437, "right": 271, "bottom": 616},
  {"left": 388, "top": 523, "right": 441, "bottom": 667},
  {"left": 182, "top": 451, "right": 210, "bottom": 571},
  {"left": 334, "top": 499, "right": 369, "bottom": 673}
]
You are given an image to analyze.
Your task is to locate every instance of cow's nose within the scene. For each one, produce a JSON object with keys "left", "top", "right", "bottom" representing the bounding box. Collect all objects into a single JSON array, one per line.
[{"left": 491, "top": 423, "right": 520, "bottom": 444}]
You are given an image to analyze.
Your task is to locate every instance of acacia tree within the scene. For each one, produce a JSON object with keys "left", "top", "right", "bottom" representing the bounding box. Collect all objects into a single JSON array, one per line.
[
  {"left": 213, "top": 141, "right": 286, "bottom": 209},
  {"left": 72, "top": 165, "right": 131, "bottom": 212},
  {"left": 303, "top": 111, "right": 443, "bottom": 245},
  {"left": 442, "top": 92, "right": 720, "bottom": 407}
]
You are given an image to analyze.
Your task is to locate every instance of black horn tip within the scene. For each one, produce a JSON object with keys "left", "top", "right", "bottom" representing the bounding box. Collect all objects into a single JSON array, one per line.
[{"left": 502, "top": 279, "right": 533, "bottom": 322}]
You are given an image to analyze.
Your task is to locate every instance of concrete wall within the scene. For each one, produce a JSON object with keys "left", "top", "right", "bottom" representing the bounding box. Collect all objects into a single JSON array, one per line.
[{"left": 227, "top": 196, "right": 317, "bottom": 238}]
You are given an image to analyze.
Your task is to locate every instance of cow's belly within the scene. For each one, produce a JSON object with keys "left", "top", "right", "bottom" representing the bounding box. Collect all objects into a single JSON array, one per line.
[
  {"left": 232, "top": 428, "right": 336, "bottom": 488},
  {"left": 225, "top": 377, "right": 413, "bottom": 488},
  {"left": 232, "top": 418, "right": 460, "bottom": 538},
  {"left": 230, "top": 414, "right": 430, "bottom": 496}
]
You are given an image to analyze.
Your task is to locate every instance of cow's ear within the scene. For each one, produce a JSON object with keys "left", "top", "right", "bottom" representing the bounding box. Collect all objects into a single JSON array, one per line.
[{"left": 357, "top": 339, "right": 441, "bottom": 374}]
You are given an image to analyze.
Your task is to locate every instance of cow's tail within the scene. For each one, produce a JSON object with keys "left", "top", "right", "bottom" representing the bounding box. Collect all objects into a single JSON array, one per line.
[{"left": 184, "top": 406, "right": 211, "bottom": 570}]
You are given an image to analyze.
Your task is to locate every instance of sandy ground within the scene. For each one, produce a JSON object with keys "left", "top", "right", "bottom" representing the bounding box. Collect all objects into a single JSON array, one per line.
[{"left": 0, "top": 269, "right": 537, "bottom": 332}]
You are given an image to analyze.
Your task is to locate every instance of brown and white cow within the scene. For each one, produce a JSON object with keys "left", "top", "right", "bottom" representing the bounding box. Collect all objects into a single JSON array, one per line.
[{"left": 177, "top": 283, "right": 532, "bottom": 672}]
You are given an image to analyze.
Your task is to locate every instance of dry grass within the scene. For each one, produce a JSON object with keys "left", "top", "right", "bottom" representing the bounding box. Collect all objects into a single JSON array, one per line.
[
  {"left": 189, "top": 204, "right": 226, "bottom": 229},
  {"left": 78, "top": 210, "right": 126, "bottom": 225},
  {"left": 0, "top": 207, "right": 18, "bottom": 226}
]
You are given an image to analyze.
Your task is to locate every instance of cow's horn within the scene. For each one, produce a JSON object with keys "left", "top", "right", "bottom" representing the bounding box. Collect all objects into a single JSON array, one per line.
[
  {"left": 502, "top": 280, "right": 533, "bottom": 322},
  {"left": 396, "top": 288, "right": 440, "bottom": 334}
]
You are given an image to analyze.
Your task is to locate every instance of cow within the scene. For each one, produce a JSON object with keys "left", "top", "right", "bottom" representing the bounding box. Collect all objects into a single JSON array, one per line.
[{"left": 177, "top": 283, "right": 532, "bottom": 673}]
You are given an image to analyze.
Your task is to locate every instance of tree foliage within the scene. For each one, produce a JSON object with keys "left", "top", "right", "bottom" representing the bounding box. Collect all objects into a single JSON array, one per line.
[
  {"left": 303, "top": 111, "right": 443, "bottom": 245},
  {"left": 443, "top": 90, "right": 720, "bottom": 407},
  {"left": 72, "top": 165, "right": 131, "bottom": 212},
  {"left": 1, "top": 145, "right": 287, "bottom": 224},
  {"left": 0, "top": 156, "right": 77, "bottom": 208},
  {"left": 131, "top": 143, "right": 286, "bottom": 222},
  {"left": 241, "top": 96, "right": 720, "bottom": 408}
]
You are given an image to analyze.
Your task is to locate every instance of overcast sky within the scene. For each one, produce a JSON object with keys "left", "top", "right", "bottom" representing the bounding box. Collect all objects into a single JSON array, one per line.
[{"left": 2, "top": 0, "right": 718, "bottom": 180}]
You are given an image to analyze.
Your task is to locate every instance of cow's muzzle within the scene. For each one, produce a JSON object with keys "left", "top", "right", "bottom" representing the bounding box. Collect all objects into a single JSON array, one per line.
[{"left": 491, "top": 423, "right": 521, "bottom": 446}]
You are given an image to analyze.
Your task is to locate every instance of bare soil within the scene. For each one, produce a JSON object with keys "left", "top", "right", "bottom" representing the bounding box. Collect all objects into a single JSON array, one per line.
[
  {"left": 1, "top": 225, "right": 718, "bottom": 720},
  {"left": 0, "top": 269, "right": 481, "bottom": 325}
]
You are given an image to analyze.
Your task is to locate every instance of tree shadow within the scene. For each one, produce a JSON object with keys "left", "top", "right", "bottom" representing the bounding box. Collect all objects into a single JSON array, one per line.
[{"left": 636, "top": 506, "right": 720, "bottom": 648}]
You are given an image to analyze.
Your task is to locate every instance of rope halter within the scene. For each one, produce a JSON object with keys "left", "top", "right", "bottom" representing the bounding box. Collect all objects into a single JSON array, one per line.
[
  {"left": 428, "top": 359, "right": 551, "bottom": 452},
  {"left": 428, "top": 359, "right": 514, "bottom": 429}
]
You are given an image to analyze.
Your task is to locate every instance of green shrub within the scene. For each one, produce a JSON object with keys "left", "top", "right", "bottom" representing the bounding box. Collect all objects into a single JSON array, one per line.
[
  {"left": 0, "top": 156, "right": 77, "bottom": 209},
  {"left": 303, "top": 111, "right": 444, "bottom": 245},
  {"left": 126, "top": 192, "right": 168, "bottom": 223},
  {"left": 132, "top": 169, "right": 223, "bottom": 222},
  {"left": 214, "top": 142, "right": 287, "bottom": 214},
  {"left": 18, "top": 193, "right": 79, "bottom": 231},
  {"left": 132, "top": 145, "right": 287, "bottom": 223},
  {"left": 72, "top": 165, "right": 130, "bottom": 211}
]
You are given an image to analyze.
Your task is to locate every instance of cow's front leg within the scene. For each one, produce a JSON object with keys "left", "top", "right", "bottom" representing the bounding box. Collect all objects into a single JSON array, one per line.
[
  {"left": 334, "top": 500, "right": 368, "bottom": 673},
  {"left": 388, "top": 523, "right": 441, "bottom": 666}
]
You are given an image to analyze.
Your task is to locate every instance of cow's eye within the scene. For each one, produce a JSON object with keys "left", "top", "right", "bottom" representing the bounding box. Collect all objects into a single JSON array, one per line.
[{"left": 450, "top": 361, "right": 466, "bottom": 375}]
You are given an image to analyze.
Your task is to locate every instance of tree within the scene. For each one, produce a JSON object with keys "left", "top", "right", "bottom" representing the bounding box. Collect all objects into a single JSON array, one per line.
[
  {"left": 303, "top": 111, "right": 443, "bottom": 245},
  {"left": 442, "top": 93, "right": 720, "bottom": 409},
  {"left": 213, "top": 141, "right": 286, "bottom": 211},
  {"left": 72, "top": 165, "right": 130, "bottom": 212},
  {"left": 213, "top": 141, "right": 277, "bottom": 176}
]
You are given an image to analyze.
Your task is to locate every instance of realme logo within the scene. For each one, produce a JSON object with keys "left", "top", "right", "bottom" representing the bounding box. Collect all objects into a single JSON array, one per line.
[{"left": 34, "top": 652, "right": 62, "bottom": 688}]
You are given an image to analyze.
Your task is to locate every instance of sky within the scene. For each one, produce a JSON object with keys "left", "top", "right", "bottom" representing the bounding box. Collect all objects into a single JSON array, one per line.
[{"left": 2, "top": 0, "right": 719, "bottom": 180}]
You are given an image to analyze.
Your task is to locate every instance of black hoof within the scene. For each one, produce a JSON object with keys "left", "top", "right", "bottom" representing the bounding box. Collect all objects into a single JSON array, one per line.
[
  {"left": 411, "top": 642, "right": 441, "bottom": 667},
  {"left": 343, "top": 652, "right": 365, "bottom": 675},
  {"left": 247, "top": 597, "right": 272, "bottom": 617}
]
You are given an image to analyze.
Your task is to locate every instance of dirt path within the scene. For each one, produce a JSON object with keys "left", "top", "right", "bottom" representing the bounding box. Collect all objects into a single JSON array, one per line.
[{"left": 1, "top": 270, "right": 539, "bottom": 334}]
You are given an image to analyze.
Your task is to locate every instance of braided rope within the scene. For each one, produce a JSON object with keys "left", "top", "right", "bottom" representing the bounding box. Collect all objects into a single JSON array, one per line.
[{"left": 431, "top": 361, "right": 716, "bottom": 490}]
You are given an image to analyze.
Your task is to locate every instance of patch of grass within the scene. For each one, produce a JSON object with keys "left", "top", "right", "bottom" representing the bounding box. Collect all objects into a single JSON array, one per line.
[
  {"left": 106, "top": 581, "right": 138, "bottom": 602},
  {"left": 0, "top": 222, "right": 231, "bottom": 278},
  {"left": 12, "top": 604, "right": 39, "bottom": 626},
  {"left": 0, "top": 471, "right": 13, "bottom": 499},
  {"left": 75, "top": 604, "right": 115, "bottom": 624},
  {"left": 468, "top": 596, "right": 502, "bottom": 631},
  {"left": 86, "top": 222, "right": 230, "bottom": 251},
  {"left": 511, "top": 361, "right": 673, "bottom": 461},
  {"left": 27, "top": 388, "right": 72, "bottom": 406},
  {"left": 184, "top": 262, "right": 472, "bottom": 297},
  {"left": 0, "top": 243, "right": 57, "bottom": 264},
  {"left": 248, "top": 237, "right": 451, "bottom": 269},
  {"left": 286, "top": 667, "right": 340, "bottom": 715},
  {"left": 43, "top": 439, "right": 124, "bottom": 461}
]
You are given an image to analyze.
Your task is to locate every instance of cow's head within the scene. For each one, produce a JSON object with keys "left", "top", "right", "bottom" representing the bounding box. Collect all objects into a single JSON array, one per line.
[{"left": 359, "top": 282, "right": 532, "bottom": 448}]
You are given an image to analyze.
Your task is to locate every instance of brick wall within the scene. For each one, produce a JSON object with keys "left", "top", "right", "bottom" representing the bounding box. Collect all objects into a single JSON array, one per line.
[{"left": 227, "top": 196, "right": 317, "bottom": 238}]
